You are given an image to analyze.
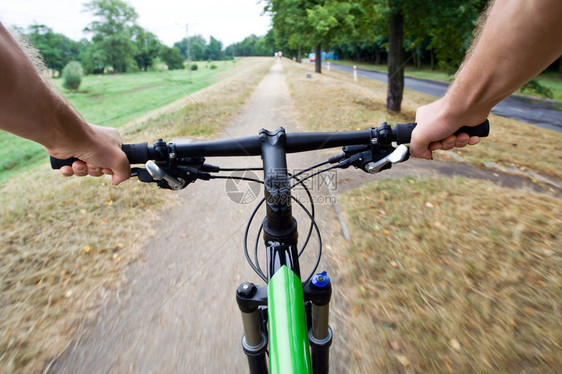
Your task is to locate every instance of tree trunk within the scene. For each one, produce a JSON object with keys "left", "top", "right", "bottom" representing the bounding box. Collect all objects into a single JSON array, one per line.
[
  {"left": 315, "top": 43, "right": 322, "bottom": 73},
  {"left": 386, "top": 9, "right": 404, "bottom": 112},
  {"left": 375, "top": 50, "right": 381, "bottom": 65},
  {"left": 297, "top": 45, "right": 302, "bottom": 63},
  {"left": 430, "top": 49, "right": 435, "bottom": 70}
]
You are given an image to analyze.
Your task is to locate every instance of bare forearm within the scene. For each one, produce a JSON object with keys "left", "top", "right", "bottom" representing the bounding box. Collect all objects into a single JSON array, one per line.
[
  {"left": 411, "top": 0, "right": 562, "bottom": 159},
  {"left": 0, "top": 23, "right": 130, "bottom": 184},
  {"left": 446, "top": 0, "right": 562, "bottom": 120},
  {"left": 0, "top": 23, "right": 90, "bottom": 150}
]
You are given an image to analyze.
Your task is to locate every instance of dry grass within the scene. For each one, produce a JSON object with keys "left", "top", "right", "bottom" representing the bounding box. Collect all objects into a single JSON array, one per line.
[
  {"left": 283, "top": 60, "right": 562, "bottom": 180},
  {"left": 0, "top": 57, "right": 274, "bottom": 374},
  {"left": 123, "top": 57, "right": 274, "bottom": 141},
  {"left": 339, "top": 177, "right": 561, "bottom": 373},
  {"left": 282, "top": 59, "right": 561, "bottom": 372},
  {"left": 0, "top": 171, "right": 166, "bottom": 373}
]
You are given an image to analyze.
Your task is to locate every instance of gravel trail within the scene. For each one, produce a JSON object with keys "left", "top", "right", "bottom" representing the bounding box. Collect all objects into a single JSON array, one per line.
[{"left": 50, "top": 60, "right": 351, "bottom": 373}]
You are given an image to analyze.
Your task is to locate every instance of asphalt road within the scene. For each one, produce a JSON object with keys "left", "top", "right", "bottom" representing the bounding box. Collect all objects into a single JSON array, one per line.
[{"left": 327, "top": 63, "right": 562, "bottom": 133}]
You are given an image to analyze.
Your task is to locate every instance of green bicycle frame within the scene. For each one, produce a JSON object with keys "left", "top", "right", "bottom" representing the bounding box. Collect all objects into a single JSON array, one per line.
[{"left": 268, "top": 265, "right": 312, "bottom": 374}]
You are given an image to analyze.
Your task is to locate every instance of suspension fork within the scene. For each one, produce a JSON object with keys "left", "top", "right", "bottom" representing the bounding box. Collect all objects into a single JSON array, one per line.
[
  {"left": 304, "top": 273, "right": 333, "bottom": 374},
  {"left": 237, "top": 127, "right": 300, "bottom": 373},
  {"left": 236, "top": 283, "right": 268, "bottom": 374}
]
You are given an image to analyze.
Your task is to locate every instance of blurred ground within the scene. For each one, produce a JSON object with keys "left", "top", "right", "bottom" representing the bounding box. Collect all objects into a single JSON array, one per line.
[{"left": 43, "top": 59, "right": 561, "bottom": 373}]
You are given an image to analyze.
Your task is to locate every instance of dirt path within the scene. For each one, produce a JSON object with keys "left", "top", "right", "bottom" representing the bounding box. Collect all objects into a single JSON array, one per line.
[
  {"left": 48, "top": 58, "right": 560, "bottom": 374},
  {"left": 49, "top": 60, "right": 353, "bottom": 373}
]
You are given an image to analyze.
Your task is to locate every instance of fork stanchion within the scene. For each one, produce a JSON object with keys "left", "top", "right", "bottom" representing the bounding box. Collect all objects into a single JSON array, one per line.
[
  {"left": 304, "top": 272, "right": 333, "bottom": 374},
  {"left": 237, "top": 283, "right": 268, "bottom": 374}
]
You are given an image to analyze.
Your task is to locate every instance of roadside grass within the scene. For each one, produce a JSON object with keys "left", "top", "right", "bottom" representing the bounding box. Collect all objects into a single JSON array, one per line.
[
  {"left": 340, "top": 177, "right": 561, "bottom": 373},
  {"left": 332, "top": 59, "right": 562, "bottom": 101},
  {"left": 330, "top": 59, "right": 453, "bottom": 82},
  {"left": 0, "top": 60, "right": 233, "bottom": 183},
  {"left": 0, "top": 57, "right": 274, "bottom": 374},
  {"left": 282, "top": 59, "right": 561, "bottom": 372},
  {"left": 532, "top": 71, "right": 562, "bottom": 101},
  {"left": 283, "top": 60, "right": 562, "bottom": 180}
]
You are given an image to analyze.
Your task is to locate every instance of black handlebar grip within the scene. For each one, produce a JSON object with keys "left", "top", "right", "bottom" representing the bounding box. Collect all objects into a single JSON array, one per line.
[
  {"left": 121, "top": 142, "right": 149, "bottom": 164},
  {"left": 50, "top": 142, "right": 150, "bottom": 169},
  {"left": 394, "top": 119, "right": 490, "bottom": 145},
  {"left": 50, "top": 156, "right": 79, "bottom": 169}
]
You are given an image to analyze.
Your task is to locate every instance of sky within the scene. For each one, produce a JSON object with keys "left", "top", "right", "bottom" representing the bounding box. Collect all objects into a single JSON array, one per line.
[{"left": 0, "top": 0, "right": 272, "bottom": 46}]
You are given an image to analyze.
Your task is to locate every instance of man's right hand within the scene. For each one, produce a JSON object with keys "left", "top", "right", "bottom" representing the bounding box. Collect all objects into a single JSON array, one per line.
[{"left": 410, "top": 98, "right": 483, "bottom": 160}]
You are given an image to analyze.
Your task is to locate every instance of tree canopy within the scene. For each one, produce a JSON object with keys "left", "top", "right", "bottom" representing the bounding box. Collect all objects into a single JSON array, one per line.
[
  {"left": 25, "top": 24, "right": 85, "bottom": 76},
  {"left": 225, "top": 32, "right": 275, "bottom": 57},
  {"left": 83, "top": 0, "right": 139, "bottom": 73},
  {"left": 22, "top": 0, "right": 558, "bottom": 106},
  {"left": 265, "top": 0, "right": 489, "bottom": 111}
]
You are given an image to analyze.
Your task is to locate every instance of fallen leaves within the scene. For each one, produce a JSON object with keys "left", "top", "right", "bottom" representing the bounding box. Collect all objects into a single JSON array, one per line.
[
  {"left": 395, "top": 354, "right": 410, "bottom": 368},
  {"left": 339, "top": 176, "right": 561, "bottom": 373},
  {"left": 450, "top": 338, "right": 461, "bottom": 351}
]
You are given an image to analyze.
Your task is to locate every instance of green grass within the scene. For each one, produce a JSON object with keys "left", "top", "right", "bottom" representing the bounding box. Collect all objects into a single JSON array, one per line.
[
  {"left": 331, "top": 59, "right": 454, "bottom": 82},
  {"left": 0, "top": 61, "right": 233, "bottom": 182},
  {"left": 528, "top": 71, "right": 562, "bottom": 101},
  {"left": 331, "top": 59, "right": 562, "bottom": 100}
]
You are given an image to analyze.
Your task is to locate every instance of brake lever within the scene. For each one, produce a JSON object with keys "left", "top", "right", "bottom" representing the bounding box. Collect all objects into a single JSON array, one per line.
[
  {"left": 145, "top": 161, "right": 186, "bottom": 190},
  {"left": 365, "top": 144, "right": 409, "bottom": 174}
]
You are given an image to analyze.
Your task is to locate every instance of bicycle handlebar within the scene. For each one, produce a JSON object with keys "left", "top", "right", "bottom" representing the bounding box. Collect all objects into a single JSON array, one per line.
[{"left": 50, "top": 120, "right": 489, "bottom": 169}]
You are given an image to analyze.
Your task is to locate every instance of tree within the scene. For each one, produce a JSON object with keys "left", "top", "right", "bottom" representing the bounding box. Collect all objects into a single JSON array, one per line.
[
  {"left": 81, "top": 42, "right": 107, "bottom": 74},
  {"left": 266, "top": 0, "right": 360, "bottom": 72},
  {"left": 132, "top": 26, "right": 162, "bottom": 70},
  {"left": 306, "top": 1, "right": 361, "bottom": 72},
  {"left": 265, "top": 0, "right": 311, "bottom": 62},
  {"left": 402, "top": 0, "right": 485, "bottom": 71},
  {"left": 26, "top": 24, "right": 83, "bottom": 77},
  {"left": 351, "top": 0, "right": 485, "bottom": 112},
  {"left": 386, "top": 0, "right": 404, "bottom": 112},
  {"left": 160, "top": 46, "right": 185, "bottom": 70},
  {"left": 83, "top": 0, "right": 139, "bottom": 73},
  {"left": 205, "top": 36, "right": 224, "bottom": 60},
  {"left": 225, "top": 34, "right": 274, "bottom": 56},
  {"left": 173, "top": 35, "right": 207, "bottom": 60}
]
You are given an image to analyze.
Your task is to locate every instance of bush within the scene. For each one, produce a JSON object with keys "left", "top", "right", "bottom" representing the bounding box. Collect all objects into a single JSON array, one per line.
[
  {"left": 210, "top": 64, "right": 217, "bottom": 70},
  {"left": 520, "top": 79, "right": 554, "bottom": 99},
  {"left": 160, "top": 46, "right": 185, "bottom": 70},
  {"left": 190, "top": 64, "right": 198, "bottom": 71},
  {"left": 62, "top": 61, "right": 83, "bottom": 90}
]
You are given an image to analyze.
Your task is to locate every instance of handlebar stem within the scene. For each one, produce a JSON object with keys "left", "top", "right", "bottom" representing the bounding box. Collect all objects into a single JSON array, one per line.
[{"left": 259, "top": 128, "right": 300, "bottom": 279}]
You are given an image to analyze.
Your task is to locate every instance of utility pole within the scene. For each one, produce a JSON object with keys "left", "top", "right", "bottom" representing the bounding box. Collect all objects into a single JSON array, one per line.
[{"left": 186, "top": 23, "right": 191, "bottom": 83}]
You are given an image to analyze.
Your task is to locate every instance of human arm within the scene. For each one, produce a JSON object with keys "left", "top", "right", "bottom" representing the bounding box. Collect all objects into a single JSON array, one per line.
[
  {"left": 0, "top": 22, "right": 130, "bottom": 184},
  {"left": 410, "top": 0, "right": 562, "bottom": 159}
]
